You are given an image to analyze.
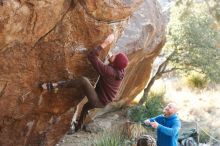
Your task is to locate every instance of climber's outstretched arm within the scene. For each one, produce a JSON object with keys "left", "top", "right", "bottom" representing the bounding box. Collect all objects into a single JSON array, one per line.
[{"left": 101, "top": 34, "right": 115, "bottom": 49}]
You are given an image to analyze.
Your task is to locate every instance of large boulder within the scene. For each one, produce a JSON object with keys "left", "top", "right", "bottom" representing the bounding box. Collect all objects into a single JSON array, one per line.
[{"left": 0, "top": 0, "right": 166, "bottom": 145}]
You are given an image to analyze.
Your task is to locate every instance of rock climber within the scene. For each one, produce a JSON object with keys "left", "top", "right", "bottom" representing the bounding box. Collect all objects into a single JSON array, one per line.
[{"left": 41, "top": 34, "right": 129, "bottom": 132}]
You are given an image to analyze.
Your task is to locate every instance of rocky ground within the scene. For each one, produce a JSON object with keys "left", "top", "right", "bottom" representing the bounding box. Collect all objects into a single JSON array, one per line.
[{"left": 56, "top": 108, "right": 135, "bottom": 146}]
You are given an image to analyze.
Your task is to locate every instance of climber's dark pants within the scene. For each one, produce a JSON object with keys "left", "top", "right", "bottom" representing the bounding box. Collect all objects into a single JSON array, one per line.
[{"left": 57, "top": 77, "right": 104, "bottom": 130}]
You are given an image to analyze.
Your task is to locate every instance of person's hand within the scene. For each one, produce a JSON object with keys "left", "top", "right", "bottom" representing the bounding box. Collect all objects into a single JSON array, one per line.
[
  {"left": 150, "top": 121, "right": 159, "bottom": 129},
  {"left": 105, "top": 34, "right": 114, "bottom": 44},
  {"left": 101, "top": 34, "right": 115, "bottom": 48},
  {"left": 144, "top": 119, "right": 151, "bottom": 125}
]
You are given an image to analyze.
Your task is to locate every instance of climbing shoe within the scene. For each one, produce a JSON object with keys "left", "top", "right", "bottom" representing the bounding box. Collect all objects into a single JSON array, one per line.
[{"left": 40, "top": 82, "right": 55, "bottom": 92}]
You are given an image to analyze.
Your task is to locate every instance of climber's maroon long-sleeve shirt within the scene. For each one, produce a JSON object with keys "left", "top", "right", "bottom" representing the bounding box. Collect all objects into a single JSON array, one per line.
[{"left": 87, "top": 46, "right": 125, "bottom": 105}]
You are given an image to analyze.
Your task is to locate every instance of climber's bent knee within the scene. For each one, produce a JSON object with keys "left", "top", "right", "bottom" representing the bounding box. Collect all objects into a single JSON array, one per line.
[{"left": 78, "top": 76, "right": 91, "bottom": 86}]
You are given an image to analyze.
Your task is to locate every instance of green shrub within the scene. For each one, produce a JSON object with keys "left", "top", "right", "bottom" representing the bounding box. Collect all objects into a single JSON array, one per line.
[
  {"left": 127, "top": 105, "right": 147, "bottom": 123},
  {"left": 199, "top": 129, "right": 210, "bottom": 143},
  {"left": 90, "top": 130, "right": 126, "bottom": 146},
  {"left": 128, "top": 88, "right": 166, "bottom": 122},
  {"left": 145, "top": 89, "right": 166, "bottom": 118},
  {"left": 184, "top": 72, "right": 209, "bottom": 89}
]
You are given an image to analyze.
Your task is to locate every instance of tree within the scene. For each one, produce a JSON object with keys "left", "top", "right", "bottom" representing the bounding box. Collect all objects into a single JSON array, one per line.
[
  {"left": 175, "top": 0, "right": 220, "bottom": 23},
  {"left": 139, "top": 0, "right": 220, "bottom": 105},
  {"left": 203, "top": 0, "right": 220, "bottom": 23}
]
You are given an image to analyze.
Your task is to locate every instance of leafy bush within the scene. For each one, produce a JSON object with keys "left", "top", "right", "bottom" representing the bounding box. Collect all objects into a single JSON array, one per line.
[
  {"left": 184, "top": 72, "right": 208, "bottom": 89},
  {"left": 199, "top": 129, "right": 210, "bottom": 143},
  {"left": 127, "top": 105, "right": 147, "bottom": 123},
  {"left": 90, "top": 130, "right": 126, "bottom": 146},
  {"left": 128, "top": 88, "right": 166, "bottom": 123},
  {"left": 145, "top": 89, "right": 166, "bottom": 118}
]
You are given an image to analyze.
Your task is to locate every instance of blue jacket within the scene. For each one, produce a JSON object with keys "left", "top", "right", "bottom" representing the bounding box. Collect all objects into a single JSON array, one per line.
[{"left": 150, "top": 114, "right": 181, "bottom": 146}]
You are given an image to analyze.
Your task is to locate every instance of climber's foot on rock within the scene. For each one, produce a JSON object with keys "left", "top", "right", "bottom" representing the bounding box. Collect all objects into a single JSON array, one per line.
[{"left": 41, "top": 82, "right": 58, "bottom": 92}]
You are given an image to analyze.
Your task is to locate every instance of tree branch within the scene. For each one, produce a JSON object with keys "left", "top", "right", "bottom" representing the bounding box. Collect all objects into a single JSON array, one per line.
[
  {"left": 138, "top": 50, "right": 179, "bottom": 105},
  {"left": 162, "top": 67, "right": 182, "bottom": 74}
]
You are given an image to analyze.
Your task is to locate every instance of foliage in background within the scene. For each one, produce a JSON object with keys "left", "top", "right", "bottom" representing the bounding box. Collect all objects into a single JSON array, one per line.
[
  {"left": 165, "top": 0, "right": 220, "bottom": 82},
  {"left": 199, "top": 129, "right": 211, "bottom": 143},
  {"left": 184, "top": 72, "right": 209, "bottom": 89},
  {"left": 145, "top": 89, "right": 166, "bottom": 118},
  {"left": 129, "top": 88, "right": 166, "bottom": 122},
  {"left": 175, "top": 0, "right": 220, "bottom": 23},
  {"left": 127, "top": 105, "right": 147, "bottom": 123},
  {"left": 139, "top": 0, "right": 220, "bottom": 104},
  {"left": 198, "top": 128, "right": 220, "bottom": 145}
]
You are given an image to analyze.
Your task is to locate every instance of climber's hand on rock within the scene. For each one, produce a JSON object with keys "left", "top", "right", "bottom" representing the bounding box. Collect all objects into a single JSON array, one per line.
[
  {"left": 101, "top": 34, "right": 115, "bottom": 48},
  {"left": 105, "top": 34, "right": 115, "bottom": 45}
]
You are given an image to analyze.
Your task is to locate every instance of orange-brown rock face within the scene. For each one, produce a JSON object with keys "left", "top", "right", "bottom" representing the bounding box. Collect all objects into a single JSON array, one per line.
[{"left": 0, "top": 0, "right": 165, "bottom": 146}]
